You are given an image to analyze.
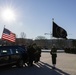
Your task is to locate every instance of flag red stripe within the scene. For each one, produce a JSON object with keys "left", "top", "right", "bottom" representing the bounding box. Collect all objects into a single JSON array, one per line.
[{"left": 2, "top": 33, "right": 15, "bottom": 42}]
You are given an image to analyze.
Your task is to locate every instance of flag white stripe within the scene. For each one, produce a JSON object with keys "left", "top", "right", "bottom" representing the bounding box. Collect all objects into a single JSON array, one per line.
[{"left": 2, "top": 33, "right": 15, "bottom": 42}]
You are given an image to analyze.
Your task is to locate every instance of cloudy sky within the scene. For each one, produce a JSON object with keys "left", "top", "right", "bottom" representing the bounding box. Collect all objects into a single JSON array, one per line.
[{"left": 0, "top": 0, "right": 76, "bottom": 39}]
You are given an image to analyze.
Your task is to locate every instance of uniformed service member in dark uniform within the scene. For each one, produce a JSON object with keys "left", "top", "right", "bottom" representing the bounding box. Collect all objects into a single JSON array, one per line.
[
  {"left": 27, "top": 43, "right": 41, "bottom": 66},
  {"left": 34, "top": 46, "right": 41, "bottom": 63},
  {"left": 50, "top": 45, "right": 57, "bottom": 69},
  {"left": 27, "top": 44, "right": 36, "bottom": 66}
]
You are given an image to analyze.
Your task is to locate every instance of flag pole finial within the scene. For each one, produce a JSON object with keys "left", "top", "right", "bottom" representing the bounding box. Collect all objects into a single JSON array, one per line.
[
  {"left": 52, "top": 18, "right": 54, "bottom": 22},
  {"left": 4, "top": 25, "right": 6, "bottom": 28}
]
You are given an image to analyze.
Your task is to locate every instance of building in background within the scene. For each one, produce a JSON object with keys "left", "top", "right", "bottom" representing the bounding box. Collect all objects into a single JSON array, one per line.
[{"left": 0, "top": 38, "right": 75, "bottom": 49}]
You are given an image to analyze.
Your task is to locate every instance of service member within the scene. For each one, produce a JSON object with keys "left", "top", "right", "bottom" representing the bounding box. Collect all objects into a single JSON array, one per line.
[{"left": 50, "top": 45, "right": 57, "bottom": 69}]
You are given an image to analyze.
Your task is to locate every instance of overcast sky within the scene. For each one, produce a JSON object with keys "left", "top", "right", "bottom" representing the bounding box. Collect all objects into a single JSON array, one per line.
[{"left": 0, "top": 0, "right": 76, "bottom": 39}]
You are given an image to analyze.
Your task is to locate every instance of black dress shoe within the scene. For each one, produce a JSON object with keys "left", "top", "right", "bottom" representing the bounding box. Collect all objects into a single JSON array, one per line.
[{"left": 52, "top": 67, "right": 55, "bottom": 69}]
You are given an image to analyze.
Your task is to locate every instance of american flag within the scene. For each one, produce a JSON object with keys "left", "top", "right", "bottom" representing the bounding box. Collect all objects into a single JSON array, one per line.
[{"left": 2, "top": 28, "right": 16, "bottom": 42}]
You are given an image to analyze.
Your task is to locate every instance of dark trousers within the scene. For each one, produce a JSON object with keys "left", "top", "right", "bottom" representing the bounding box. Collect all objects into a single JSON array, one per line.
[{"left": 52, "top": 54, "right": 57, "bottom": 64}]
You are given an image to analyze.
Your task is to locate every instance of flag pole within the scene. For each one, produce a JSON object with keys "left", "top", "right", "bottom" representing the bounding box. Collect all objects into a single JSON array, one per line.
[
  {"left": 52, "top": 18, "right": 54, "bottom": 22},
  {"left": 52, "top": 18, "right": 54, "bottom": 37},
  {"left": 4, "top": 25, "right": 7, "bottom": 46},
  {"left": 51, "top": 18, "right": 54, "bottom": 47},
  {"left": 2, "top": 25, "right": 5, "bottom": 46}
]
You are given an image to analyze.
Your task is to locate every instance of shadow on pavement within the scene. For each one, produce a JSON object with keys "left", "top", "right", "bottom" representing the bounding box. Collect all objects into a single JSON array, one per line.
[
  {"left": 39, "top": 61, "right": 69, "bottom": 75},
  {"left": 0, "top": 61, "right": 69, "bottom": 75}
]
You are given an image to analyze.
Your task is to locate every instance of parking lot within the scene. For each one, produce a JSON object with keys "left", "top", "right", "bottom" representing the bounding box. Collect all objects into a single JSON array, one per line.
[{"left": 0, "top": 52, "right": 76, "bottom": 75}]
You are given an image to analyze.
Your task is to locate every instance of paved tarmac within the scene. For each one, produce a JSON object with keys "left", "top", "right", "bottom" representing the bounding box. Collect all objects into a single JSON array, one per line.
[
  {"left": 41, "top": 52, "right": 76, "bottom": 75},
  {"left": 0, "top": 52, "right": 76, "bottom": 75}
]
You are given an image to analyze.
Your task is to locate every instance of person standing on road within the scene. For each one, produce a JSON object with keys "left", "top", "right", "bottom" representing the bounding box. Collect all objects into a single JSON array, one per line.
[
  {"left": 27, "top": 44, "right": 36, "bottom": 66},
  {"left": 50, "top": 45, "right": 57, "bottom": 69},
  {"left": 34, "top": 45, "right": 41, "bottom": 63}
]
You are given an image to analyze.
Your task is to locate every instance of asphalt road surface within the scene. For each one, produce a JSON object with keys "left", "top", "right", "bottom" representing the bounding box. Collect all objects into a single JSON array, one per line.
[{"left": 0, "top": 52, "right": 76, "bottom": 75}]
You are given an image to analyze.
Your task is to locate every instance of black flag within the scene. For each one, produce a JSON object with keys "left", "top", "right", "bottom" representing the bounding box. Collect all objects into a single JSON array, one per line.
[{"left": 52, "top": 22, "right": 67, "bottom": 38}]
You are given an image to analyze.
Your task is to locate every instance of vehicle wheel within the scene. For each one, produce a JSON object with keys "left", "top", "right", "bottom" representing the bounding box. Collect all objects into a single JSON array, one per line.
[{"left": 17, "top": 60, "right": 24, "bottom": 67}]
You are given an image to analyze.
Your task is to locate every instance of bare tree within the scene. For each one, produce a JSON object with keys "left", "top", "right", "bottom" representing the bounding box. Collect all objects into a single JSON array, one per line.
[
  {"left": 35, "top": 36, "right": 48, "bottom": 48},
  {"left": 20, "top": 32, "right": 26, "bottom": 45},
  {"left": 35, "top": 36, "right": 47, "bottom": 40},
  {"left": 21, "top": 32, "right": 26, "bottom": 38}
]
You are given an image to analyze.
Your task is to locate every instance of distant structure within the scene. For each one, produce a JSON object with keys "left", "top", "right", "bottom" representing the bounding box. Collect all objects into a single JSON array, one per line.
[{"left": 0, "top": 38, "right": 75, "bottom": 49}]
